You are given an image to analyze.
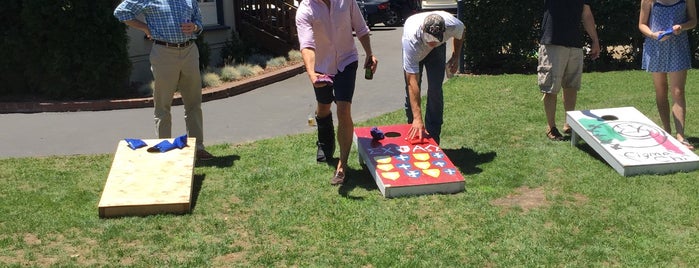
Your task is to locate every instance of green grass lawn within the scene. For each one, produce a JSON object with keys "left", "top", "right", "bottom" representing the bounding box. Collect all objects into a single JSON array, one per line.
[{"left": 2, "top": 70, "right": 699, "bottom": 267}]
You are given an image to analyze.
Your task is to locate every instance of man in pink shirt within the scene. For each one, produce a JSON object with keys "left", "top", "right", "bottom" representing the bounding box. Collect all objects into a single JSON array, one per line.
[{"left": 296, "top": 0, "right": 378, "bottom": 185}]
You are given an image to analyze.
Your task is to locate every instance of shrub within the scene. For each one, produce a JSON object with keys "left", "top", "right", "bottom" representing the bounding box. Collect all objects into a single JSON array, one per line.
[
  {"left": 266, "top": 56, "right": 288, "bottom": 68},
  {"left": 220, "top": 30, "right": 250, "bottom": 65},
  {"left": 246, "top": 54, "right": 272, "bottom": 68},
  {"left": 220, "top": 65, "right": 242, "bottom": 82},
  {"left": 19, "top": 0, "right": 131, "bottom": 100},
  {"left": 202, "top": 72, "right": 222, "bottom": 87},
  {"left": 458, "top": 0, "right": 699, "bottom": 74},
  {"left": 196, "top": 35, "right": 211, "bottom": 71},
  {"left": 137, "top": 81, "right": 154, "bottom": 97},
  {"left": 235, "top": 64, "right": 264, "bottom": 78},
  {"left": 288, "top": 50, "right": 302, "bottom": 63}
]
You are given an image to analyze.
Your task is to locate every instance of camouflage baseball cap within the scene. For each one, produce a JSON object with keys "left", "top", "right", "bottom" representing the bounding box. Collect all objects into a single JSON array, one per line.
[{"left": 422, "top": 14, "right": 445, "bottom": 42}]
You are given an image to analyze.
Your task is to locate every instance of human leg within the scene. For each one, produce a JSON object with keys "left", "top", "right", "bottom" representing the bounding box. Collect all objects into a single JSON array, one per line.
[
  {"left": 332, "top": 101, "right": 353, "bottom": 185},
  {"left": 423, "top": 43, "right": 446, "bottom": 144},
  {"left": 668, "top": 70, "right": 692, "bottom": 148},
  {"left": 328, "top": 61, "right": 358, "bottom": 185},
  {"left": 652, "top": 72, "right": 671, "bottom": 133},
  {"left": 149, "top": 45, "right": 179, "bottom": 139},
  {"left": 561, "top": 88, "right": 577, "bottom": 133},
  {"left": 538, "top": 45, "right": 567, "bottom": 141},
  {"left": 543, "top": 93, "right": 563, "bottom": 141},
  {"left": 178, "top": 45, "right": 205, "bottom": 149},
  {"left": 560, "top": 46, "right": 583, "bottom": 134},
  {"left": 314, "top": 85, "right": 335, "bottom": 162}
]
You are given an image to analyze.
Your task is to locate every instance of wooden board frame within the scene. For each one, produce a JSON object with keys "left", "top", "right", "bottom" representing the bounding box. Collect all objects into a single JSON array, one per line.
[{"left": 98, "top": 138, "right": 196, "bottom": 218}]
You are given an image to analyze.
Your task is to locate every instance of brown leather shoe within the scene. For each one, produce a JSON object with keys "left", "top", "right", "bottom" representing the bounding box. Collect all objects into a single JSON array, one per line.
[
  {"left": 196, "top": 149, "right": 214, "bottom": 161},
  {"left": 330, "top": 170, "right": 345, "bottom": 185}
]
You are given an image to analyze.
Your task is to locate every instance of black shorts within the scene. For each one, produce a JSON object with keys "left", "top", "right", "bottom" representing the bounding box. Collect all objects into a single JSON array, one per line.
[{"left": 314, "top": 61, "right": 358, "bottom": 104}]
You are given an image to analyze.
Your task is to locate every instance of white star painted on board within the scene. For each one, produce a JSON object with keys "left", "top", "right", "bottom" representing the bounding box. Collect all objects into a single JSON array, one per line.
[
  {"left": 406, "top": 170, "right": 421, "bottom": 178},
  {"left": 433, "top": 160, "right": 446, "bottom": 167},
  {"left": 395, "top": 154, "right": 410, "bottom": 161}
]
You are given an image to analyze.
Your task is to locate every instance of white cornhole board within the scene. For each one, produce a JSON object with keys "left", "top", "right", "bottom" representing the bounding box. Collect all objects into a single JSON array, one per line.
[
  {"left": 98, "top": 138, "right": 196, "bottom": 218},
  {"left": 566, "top": 107, "right": 699, "bottom": 176}
]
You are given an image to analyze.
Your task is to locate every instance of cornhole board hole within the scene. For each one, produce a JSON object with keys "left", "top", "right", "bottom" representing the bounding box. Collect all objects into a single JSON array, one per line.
[
  {"left": 98, "top": 138, "right": 196, "bottom": 218},
  {"left": 354, "top": 124, "right": 465, "bottom": 198},
  {"left": 566, "top": 107, "right": 699, "bottom": 176}
]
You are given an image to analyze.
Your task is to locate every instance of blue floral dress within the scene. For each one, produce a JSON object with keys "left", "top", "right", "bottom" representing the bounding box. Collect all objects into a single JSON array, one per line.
[{"left": 642, "top": 0, "right": 691, "bottom": 72}]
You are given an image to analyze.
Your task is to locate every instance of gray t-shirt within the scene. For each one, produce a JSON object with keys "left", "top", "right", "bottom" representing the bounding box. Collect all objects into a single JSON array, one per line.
[{"left": 402, "top": 11, "right": 465, "bottom": 74}]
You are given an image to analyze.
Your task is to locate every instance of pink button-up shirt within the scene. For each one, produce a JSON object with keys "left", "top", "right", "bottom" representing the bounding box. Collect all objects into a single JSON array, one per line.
[{"left": 295, "top": 0, "right": 370, "bottom": 75}]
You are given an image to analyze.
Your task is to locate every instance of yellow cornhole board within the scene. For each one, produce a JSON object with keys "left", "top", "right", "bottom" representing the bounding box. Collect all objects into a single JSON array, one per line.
[
  {"left": 98, "top": 138, "right": 196, "bottom": 218},
  {"left": 566, "top": 107, "right": 699, "bottom": 176}
]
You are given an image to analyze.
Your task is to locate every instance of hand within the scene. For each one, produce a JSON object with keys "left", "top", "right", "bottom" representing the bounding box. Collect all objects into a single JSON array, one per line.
[
  {"left": 365, "top": 55, "right": 377, "bottom": 74},
  {"left": 446, "top": 56, "right": 458, "bottom": 76},
  {"left": 407, "top": 119, "right": 428, "bottom": 143},
  {"left": 672, "top": 24, "right": 683, "bottom": 35},
  {"left": 181, "top": 21, "right": 197, "bottom": 34},
  {"left": 588, "top": 41, "right": 600, "bottom": 60},
  {"left": 310, "top": 73, "right": 328, "bottom": 88}
]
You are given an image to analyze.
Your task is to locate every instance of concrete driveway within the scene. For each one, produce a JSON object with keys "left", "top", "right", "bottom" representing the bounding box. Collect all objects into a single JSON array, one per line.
[{"left": 0, "top": 25, "right": 453, "bottom": 158}]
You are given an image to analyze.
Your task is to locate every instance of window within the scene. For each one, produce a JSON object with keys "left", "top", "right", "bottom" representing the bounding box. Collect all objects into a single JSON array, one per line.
[{"left": 198, "top": 0, "right": 222, "bottom": 26}]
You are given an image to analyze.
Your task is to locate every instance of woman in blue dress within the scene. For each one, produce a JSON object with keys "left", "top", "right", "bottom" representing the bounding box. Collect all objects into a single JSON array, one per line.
[{"left": 639, "top": 0, "right": 697, "bottom": 149}]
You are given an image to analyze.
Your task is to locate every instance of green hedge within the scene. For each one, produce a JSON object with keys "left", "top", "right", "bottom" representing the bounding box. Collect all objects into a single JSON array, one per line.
[
  {"left": 460, "top": 0, "right": 699, "bottom": 74},
  {"left": 1, "top": 0, "right": 131, "bottom": 100}
]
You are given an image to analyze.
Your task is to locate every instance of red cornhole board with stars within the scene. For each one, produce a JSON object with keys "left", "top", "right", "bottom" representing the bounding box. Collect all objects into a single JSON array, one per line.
[{"left": 354, "top": 124, "right": 465, "bottom": 198}]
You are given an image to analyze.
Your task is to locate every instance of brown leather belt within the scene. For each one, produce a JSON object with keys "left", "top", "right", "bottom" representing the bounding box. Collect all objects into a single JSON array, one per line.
[{"left": 153, "top": 40, "right": 193, "bottom": 48}]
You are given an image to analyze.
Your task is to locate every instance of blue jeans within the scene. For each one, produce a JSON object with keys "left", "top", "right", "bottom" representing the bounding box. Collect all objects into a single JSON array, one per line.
[{"left": 404, "top": 43, "right": 446, "bottom": 144}]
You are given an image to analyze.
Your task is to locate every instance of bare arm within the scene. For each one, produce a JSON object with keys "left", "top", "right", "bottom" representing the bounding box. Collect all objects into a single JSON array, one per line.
[
  {"left": 405, "top": 71, "right": 427, "bottom": 141},
  {"left": 680, "top": 0, "right": 697, "bottom": 32},
  {"left": 301, "top": 48, "right": 324, "bottom": 87},
  {"left": 122, "top": 19, "right": 151, "bottom": 39},
  {"left": 357, "top": 33, "right": 378, "bottom": 74},
  {"left": 582, "top": 5, "right": 600, "bottom": 59},
  {"left": 638, "top": 0, "right": 655, "bottom": 38},
  {"left": 447, "top": 33, "right": 465, "bottom": 75}
]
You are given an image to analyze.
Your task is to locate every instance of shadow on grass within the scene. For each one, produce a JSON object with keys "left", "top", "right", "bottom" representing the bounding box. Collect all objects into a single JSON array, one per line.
[
  {"left": 190, "top": 174, "right": 206, "bottom": 211},
  {"left": 195, "top": 154, "right": 240, "bottom": 168},
  {"left": 443, "top": 147, "right": 497, "bottom": 175},
  {"left": 574, "top": 142, "right": 614, "bottom": 170},
  {"left": 687, "top": 136, "right": 698, "bottom": 149},
  {"left": 320, "top": 157, "right": 377, "bottom": 199},
  {"left": 338, "top": 167, "right": 378, "bottom": 199}
]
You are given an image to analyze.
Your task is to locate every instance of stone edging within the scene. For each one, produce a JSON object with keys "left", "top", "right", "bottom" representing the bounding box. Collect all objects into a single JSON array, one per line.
[{"left": 0, "top": 63, "right": 305, "bottom": 114}]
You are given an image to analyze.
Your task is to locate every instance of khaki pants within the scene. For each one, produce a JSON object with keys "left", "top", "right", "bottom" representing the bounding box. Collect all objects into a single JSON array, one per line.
[{"left": 150, "top": 43, "right": 204, "bottom": 149}]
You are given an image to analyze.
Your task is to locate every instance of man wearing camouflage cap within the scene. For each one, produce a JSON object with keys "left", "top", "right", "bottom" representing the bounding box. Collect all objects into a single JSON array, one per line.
[{"left": 402, "top": 11, "right": 465, "bottom": 144}]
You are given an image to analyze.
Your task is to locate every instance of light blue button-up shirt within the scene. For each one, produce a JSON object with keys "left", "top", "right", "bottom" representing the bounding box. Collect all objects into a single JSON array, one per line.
[{"left": 114, "top": 0, "right": 202, "bottom": 43}]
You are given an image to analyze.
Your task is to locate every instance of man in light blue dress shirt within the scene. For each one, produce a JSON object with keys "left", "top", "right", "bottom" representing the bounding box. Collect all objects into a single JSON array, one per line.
[{"left": 115, "top": 0, "right": 213, "bottom": 160}]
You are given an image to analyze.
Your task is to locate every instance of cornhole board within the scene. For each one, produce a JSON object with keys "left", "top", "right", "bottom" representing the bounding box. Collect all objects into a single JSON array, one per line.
[
  {"left": 354, "top": 124, "right": 465, "bottom": 198},
  {"left": 98, "top": 138, "right": 196, "bottom": 218},
  {"left": 566, "top": 107, "right": 699, "bottom": 176}
]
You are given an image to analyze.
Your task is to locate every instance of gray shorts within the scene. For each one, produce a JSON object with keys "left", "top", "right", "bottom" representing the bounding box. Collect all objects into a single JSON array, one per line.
[{"left": 537, "top": 44, "right": 583, "bottom": 94}]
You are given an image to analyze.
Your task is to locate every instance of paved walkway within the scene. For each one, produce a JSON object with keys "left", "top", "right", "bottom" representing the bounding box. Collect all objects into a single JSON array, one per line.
[{"left": 0, "top": 27, "right": 450, "bottom": 159}]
